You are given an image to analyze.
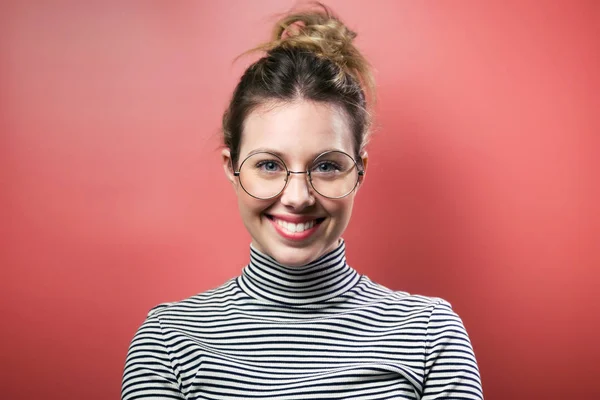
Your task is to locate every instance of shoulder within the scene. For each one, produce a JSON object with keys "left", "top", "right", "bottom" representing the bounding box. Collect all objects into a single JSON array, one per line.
[
  {"left": 358, "top": 275, "right": 453, "bottom": 311},
  {"left": 359, "top": 278, "right": 473, "bottom": 343},
  {"left": 145, "top": 277, "right": 240, "bottom": 319}
]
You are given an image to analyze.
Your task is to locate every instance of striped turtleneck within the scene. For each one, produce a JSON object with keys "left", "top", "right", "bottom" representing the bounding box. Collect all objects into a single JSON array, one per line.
[
  {"left": 122, "top": 241, "right": 483, "bottom": 400},
  {"left": 238, "top": 240, "right": 361, "bottom": 306}
]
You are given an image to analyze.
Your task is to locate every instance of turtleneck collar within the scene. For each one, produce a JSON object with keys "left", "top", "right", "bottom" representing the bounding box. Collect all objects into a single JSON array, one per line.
[{"left": 237, "top": 240, "right": 361, "bottom": 306}]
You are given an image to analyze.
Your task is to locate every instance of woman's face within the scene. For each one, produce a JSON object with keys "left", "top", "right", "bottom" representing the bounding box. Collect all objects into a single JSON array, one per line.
[{"left": 222, "top": 100, "right": 365, "bottom": 267}]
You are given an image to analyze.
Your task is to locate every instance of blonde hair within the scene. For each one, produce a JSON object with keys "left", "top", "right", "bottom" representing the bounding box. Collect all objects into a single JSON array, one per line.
[{"left": 224, "top": 2, "right": 375, "bottom": 165}]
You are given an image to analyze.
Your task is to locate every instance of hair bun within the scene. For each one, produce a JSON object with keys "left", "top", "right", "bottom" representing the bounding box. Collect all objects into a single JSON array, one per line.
[
  {"left": 247, "top": 2, "right": 373, "bottom": 98},
  {"left": 273, "top": 9, "right": 357, "bottom": 69}
]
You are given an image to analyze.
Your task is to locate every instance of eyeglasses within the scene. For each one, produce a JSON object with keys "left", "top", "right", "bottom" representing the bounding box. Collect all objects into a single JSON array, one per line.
[{"left": 233, "top": 150, "right": 364, "bottom": 200}]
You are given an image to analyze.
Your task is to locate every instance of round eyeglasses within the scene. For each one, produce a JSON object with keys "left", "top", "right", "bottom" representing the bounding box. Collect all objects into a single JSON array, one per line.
[{"left": 233, "top": 150, "right": 364, "bottom": 200}]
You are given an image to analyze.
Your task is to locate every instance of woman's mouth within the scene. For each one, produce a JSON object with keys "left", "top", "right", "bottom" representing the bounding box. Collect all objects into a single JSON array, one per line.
[{"left": 265, "top": 214, "right": 325, "bottom": 240}]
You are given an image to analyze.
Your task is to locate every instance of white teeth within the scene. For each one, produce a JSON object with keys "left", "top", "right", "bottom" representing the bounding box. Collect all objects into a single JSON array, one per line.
[{"left": 275, "top": 218, "right": 316, "bottom": 233}]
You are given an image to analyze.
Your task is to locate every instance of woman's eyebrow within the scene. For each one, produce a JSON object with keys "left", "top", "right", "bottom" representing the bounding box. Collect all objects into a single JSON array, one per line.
[
  {"left": 248, "top": 147, "right": 348, "bottom": 158},
  {"left": 248, "top": 148, "right": 285, "bottom": 157}
]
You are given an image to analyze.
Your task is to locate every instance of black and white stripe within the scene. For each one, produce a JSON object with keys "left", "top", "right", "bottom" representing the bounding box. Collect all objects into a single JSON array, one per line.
[{"left": 122, "top": 241, "right": 483, "bottom": 399}]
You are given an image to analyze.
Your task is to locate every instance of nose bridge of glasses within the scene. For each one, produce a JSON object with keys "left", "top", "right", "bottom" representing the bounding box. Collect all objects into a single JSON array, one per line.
[
  {"left": 287, "top": 170, "right": 310, "bottom": 177},
  {"left": 285, "top": 169, "right": 311, "bottom": 182},
  {"left": 283, "top": 169, "right": 313, "bottom": 193}
]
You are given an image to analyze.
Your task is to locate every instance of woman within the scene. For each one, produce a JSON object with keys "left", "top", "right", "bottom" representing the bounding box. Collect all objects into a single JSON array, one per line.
[{"left": 122, "top": 4, "right": 483, "bottom": 400}]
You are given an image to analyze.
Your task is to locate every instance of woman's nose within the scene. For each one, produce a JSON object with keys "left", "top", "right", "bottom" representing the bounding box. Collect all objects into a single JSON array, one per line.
[{"left": 279, "top": 173, "right": 315, "bottom": 209}]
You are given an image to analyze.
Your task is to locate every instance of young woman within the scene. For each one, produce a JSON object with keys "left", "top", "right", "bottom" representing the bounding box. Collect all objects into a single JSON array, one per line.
[{"left": 122, "top": 5, "right": 483, "bottom": 400}]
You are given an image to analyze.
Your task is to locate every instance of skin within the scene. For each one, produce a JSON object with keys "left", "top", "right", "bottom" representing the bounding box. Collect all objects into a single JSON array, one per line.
[{"left": 222, "top": 100, "right": 367, "bottom": 267}]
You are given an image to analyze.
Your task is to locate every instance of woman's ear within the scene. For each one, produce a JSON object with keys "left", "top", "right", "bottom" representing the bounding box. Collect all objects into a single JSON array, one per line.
[
  {"left": 221, "top": 148, "right": 236, "bottom": 185},
  {"left": 356, "top": 150, "right": 368, "bottom": 190},
  {"left": 360, "top": 151, "right": 368, "bottom": 174}
]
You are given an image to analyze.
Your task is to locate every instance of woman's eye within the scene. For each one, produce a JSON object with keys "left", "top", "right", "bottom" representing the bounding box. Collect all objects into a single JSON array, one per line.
[
  {"left": 256, "top": 160, "right": 282, "bottom": 172},
  {"left": 314, "top": 162, "right": 339, "bottom": 173}
]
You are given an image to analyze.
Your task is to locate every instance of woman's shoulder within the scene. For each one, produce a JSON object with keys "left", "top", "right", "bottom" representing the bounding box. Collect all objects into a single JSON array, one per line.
[
  {"left": 357, "top": 275, "right": 454, "bottom": 311},
  {"left": 144, "top": 277, "right": 240, "bottom": 319}
]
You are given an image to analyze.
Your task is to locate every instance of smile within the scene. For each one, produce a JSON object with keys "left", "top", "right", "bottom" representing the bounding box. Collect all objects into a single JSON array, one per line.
[{"left": 265, "top": 215, "right": 325, "bottom": 240}]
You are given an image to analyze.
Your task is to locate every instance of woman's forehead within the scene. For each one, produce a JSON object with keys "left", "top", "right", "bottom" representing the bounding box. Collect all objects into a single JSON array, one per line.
[{"left": 239, "top": 100, "right": 354, "bottom": 159}]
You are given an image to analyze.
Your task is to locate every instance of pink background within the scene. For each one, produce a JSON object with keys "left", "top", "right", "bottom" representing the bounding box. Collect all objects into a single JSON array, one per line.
[{"left": 1, "top": 1, "right": 598, "bottom": 399}]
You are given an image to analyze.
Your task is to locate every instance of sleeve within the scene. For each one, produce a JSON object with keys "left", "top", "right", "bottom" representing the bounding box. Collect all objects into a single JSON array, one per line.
[
  {"left": 121, "top": 309, "right": 186, "bottom": 400},
  {"left": 422, "top": 300, "right": 483, "bottom": 400}
]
